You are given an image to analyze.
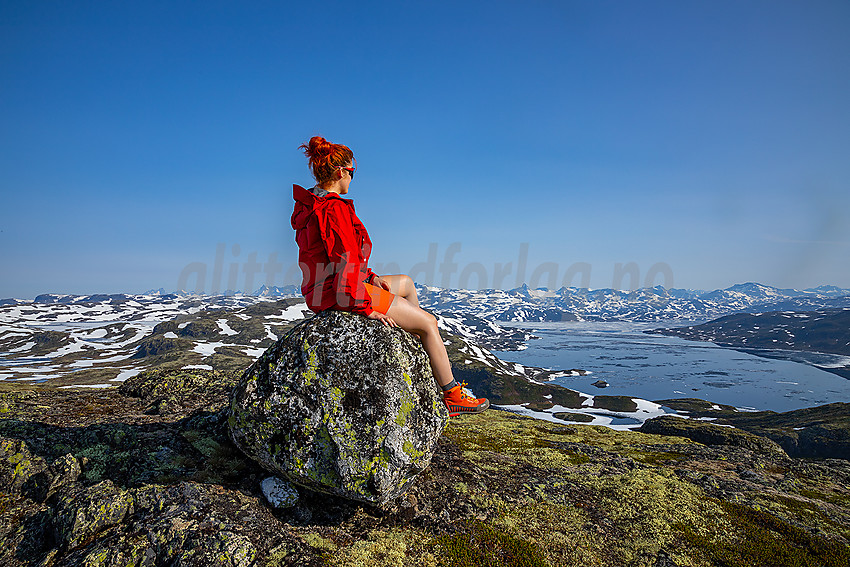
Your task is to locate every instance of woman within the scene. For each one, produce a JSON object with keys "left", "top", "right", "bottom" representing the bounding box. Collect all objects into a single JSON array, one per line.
[{"left": 291, "top": 136, "right": 489, "bottom": 417}]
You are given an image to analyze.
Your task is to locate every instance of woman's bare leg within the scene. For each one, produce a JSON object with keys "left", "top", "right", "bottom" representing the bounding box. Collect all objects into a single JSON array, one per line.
[
  {"left": 384, "top": 294, "right": 453, "bottom": 388},
  {"left": 379, "top": 274, "right": 419, "bottom": 308}
]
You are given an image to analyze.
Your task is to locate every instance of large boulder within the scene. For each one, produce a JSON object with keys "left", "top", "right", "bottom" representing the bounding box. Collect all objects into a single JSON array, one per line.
[{"left": 228, "top": 310, "right": 448, "bottom": 505}]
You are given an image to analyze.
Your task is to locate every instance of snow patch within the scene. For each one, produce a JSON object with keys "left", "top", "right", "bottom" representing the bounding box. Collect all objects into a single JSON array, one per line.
[
  {"left": 193, "top": 341, "right": 227, "bottom": 357},
  {"left": 265, "top": 303, "right": 309, "bottom": 322},
  {"left": 111, "top": 368, "right": 143, "bottom": 382},
  {"left": 7, "top": 341, "right": 36, "bottom": 353},
  {"left": 217, "top": 319, "right": 238, "bottom": 336}
]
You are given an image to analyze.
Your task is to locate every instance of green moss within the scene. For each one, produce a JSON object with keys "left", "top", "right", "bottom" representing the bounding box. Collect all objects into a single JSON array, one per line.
[
  {"left": 490, "top": 501, "right": 600, "bottom": 565},
  {"left": 589, "top": 468, "right": 721, "bottom": 563},
  {"left": 636, "top": 451, "right": 690, "bottom": 466},
  {"left": 75, "top": 443, "right": 112, "bottom": 482},
  {"left": 679, "top": 500, "right": 850, "bottom": 567},
  {"left": 443, "top": 413, "right": 726, "bottom": 564},
  {"left": 188, "top": 435, "right": 249, "bottom": 485},
  {"left": 435, "top": 521, "right": 549, "bottom": 567},
  {"left": 563, "top": 451, "right": 591, "bottom": 465},
  {"left": 443, "top": 414, "right": 552, "bottom": 458},
  {"left": 301, "top": 532, "right": 338, "bottom": 552},
  {"left": 524, "top": 446, "right": 578, "bottom": 469},
  {"left": 181, "top": 429, "right": 222, "bottom": 458},
  {"left": 328, "top": 529, "right": 431, "bottom": 567},
  {"left": 798, "top": 487, "right": 850, "bottom": 507},
  {"left": 263, "top": 543, "right": 290, "bottom": 567},
  {"left": 756, "top": 494, "right": 850, "bottom": 539}
]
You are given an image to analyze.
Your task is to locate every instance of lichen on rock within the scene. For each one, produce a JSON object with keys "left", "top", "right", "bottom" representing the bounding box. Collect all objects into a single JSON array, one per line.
[
  {"left": 228, "top": 310, "right": 448, "bottom": 505},
  {"left": 51, "top": 479, "right": 133, "bottom": 551}
]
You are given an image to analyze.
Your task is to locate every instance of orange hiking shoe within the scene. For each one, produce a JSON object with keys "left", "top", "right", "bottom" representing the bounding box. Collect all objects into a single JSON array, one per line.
[{"left": 443, "top": 381, "right": 490, "bottom": 417}]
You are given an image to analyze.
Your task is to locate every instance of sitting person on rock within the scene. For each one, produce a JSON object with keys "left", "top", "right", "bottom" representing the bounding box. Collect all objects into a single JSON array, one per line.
[{"left": 292, "top": 135, "right": 489, "bottom": 417}]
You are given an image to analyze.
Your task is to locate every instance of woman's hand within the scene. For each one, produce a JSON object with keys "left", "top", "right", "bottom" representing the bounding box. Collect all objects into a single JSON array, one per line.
[
  {"left": 367, "top": 310, "right": 398, "bottom": 327},
  {"left": 372, "top": 275, "right": 391, "bottom": 291}
]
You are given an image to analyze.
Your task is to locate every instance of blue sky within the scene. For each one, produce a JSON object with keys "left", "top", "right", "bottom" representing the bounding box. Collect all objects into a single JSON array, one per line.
[{"left": 2, "top": 0, "right": 849, "bottom": 298}]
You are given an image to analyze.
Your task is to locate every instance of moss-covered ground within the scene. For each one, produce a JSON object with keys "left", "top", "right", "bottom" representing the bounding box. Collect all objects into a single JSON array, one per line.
[{"left": 0, "top": 371, "right": 848, "bottom": 566}]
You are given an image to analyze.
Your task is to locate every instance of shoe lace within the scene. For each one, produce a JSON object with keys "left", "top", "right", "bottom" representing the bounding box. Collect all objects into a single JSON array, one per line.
[{"left": 459, "top": 381, "right": 476, "bottom": 400}]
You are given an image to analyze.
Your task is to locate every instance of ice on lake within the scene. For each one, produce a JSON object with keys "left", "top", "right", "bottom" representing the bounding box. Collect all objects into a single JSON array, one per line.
[{"left": 493, "top": 321, "right": 850, "bottom": 413}]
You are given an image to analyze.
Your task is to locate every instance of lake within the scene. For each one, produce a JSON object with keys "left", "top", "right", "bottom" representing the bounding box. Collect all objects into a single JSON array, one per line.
[{"left": 492, "top": 321, "right": 850, "bottom": 413}]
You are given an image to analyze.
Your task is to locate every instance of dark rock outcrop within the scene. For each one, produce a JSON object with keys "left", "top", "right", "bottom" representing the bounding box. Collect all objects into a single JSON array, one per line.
[
  {"left": 654, "top": 399, "right": 850, "bottom": 460},
  {"left": 229, "top": 311, "right": 448, "bottom": 505},
  {"left": 639, "top": 415, "right": 788, "bottom": 458},
  {"left": 131, "top": 335, "right": 182, "bottom": 358}
]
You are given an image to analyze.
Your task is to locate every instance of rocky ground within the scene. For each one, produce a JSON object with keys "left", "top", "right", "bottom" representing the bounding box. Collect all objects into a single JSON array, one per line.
[{"left": 1, "top": 369, "right": 849, "bottom": 567}]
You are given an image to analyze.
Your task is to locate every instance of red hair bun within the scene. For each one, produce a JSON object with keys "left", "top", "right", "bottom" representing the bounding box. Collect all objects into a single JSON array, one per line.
[{"left": 300, "top": 136, "right": 354, "bottom": 185}]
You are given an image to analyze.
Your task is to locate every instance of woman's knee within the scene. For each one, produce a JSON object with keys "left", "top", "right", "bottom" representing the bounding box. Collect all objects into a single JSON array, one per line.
[
  {"left": 427, "top": 310, "right": 438, "bottom": 327},
  {"left": 395, "top": 274, "right": 415, "bottom": 297},
  {"left": 421, "top": 310, "right": 439, "bottom": 333},
  {"left": 392, "top": 302, "right": 438, "bottom": 336}
]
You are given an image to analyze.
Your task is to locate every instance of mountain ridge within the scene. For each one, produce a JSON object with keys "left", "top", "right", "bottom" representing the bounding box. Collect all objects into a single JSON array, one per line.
[
  {"left": 415, "top": 282, "right": 850, "bottom": 322},
  {"left": 5, "top": 281, "right": 850, "bottom": 323}
]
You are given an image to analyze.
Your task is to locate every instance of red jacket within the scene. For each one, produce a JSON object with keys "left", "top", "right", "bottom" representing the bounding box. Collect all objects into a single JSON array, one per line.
[{"left": 291, "top": 184, "right": 378, "bottom": 316}]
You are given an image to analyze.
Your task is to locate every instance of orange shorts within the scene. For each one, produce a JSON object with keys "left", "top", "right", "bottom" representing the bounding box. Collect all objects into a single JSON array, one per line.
[{"left": 364, "top": 282, "right": 395, "bottom": 315}]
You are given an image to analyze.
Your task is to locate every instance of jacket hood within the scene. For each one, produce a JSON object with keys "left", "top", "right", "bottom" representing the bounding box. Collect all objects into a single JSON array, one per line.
[{"left": 291, "top": 184, "right": 340, "bottom": 231}]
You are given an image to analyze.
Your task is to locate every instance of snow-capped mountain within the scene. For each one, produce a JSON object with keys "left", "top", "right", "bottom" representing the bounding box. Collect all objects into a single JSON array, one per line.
[
  {"left": 4, "top": 282, "right": 849, "bottom": 325},
  {"left": 253, "top": 284, "right": 301, "bottom": 297},
  {"left": 416, "top": 282, "right": 850, "bottom": 322}
]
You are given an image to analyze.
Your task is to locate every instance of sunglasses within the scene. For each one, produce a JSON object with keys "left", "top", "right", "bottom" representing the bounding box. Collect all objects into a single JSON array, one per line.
[{"left": 339, "top": 158, "right": 357, "bottom": 180}]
